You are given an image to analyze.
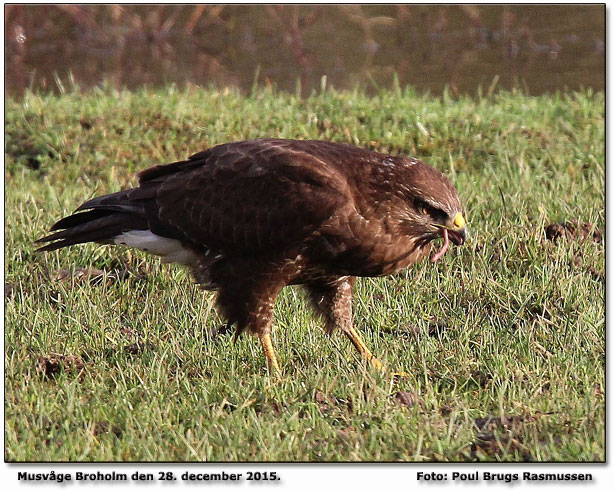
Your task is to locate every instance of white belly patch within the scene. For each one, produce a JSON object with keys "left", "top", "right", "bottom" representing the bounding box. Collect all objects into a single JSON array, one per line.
[{"left": 113, "top": 230, "right": 199, "bottom": 265}]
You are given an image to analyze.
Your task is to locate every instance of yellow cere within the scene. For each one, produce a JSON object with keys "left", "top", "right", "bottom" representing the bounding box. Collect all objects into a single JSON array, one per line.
[{"left": 454, "top": 213, "right": 466, "bottom": 228}]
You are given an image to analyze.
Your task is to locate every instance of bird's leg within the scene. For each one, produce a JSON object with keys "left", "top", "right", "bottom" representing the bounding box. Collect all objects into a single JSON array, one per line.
[
  {"left": 342, "top": 325, "right": 383, "bottom": 371},
  {"left": 249, "top": 292, "right": 283, "bottom": 375},
  {"left": 216, "top": 273, "right": 284, "bottom": 375},
  {"left": 259, "top": 332, "right": 280, "bottom": 374},
  {"left": 247, "top": 295, "right": 282, "bottom": 375},
  {"left": 306, "top": 277, "right": 384, "bottom": 371}
]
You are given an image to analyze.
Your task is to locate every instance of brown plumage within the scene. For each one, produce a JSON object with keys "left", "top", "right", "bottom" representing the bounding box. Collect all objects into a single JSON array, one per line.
[{"left": 36, "top": 138, "right": 468, "bottom": 372}]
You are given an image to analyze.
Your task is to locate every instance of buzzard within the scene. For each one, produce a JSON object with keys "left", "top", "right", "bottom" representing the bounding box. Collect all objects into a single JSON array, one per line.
[{"left": 37, "top": 139, "right": 467, "bottom": 373}]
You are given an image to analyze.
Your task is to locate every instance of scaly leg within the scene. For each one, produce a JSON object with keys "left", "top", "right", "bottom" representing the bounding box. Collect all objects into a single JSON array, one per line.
[
  {"left": 259, "top": 332, "right": 280, "bottom": 374},
  {"left": 306, "top": 277, "right": 384, "bottom": 371},
  {"left": 342, "top": 325, "right": 383, "bottom": 370}
]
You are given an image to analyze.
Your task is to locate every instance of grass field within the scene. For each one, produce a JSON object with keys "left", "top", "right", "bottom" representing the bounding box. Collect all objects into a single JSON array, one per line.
[{"left": 4, "top": 84, "right": 604, "bottom": 461}]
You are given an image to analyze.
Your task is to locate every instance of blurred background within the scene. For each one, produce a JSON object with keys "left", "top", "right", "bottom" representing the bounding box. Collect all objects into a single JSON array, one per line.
[{"left": 5, "top": 4, "right": 605, "bottom": 97}]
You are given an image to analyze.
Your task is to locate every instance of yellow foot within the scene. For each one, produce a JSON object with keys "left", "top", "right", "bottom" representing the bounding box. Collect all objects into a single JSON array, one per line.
[
  {"left": 391, "top": 371, "right": 410, "bottom": 380},
  {"left": 364, "top": 355, "right": 407, "bottom": 379},
  {"left": 368, "top": 355, "right": 384, "bottom": 371},
  {"left": 259, "top": 333, "right": 280, "bottom": 375}
]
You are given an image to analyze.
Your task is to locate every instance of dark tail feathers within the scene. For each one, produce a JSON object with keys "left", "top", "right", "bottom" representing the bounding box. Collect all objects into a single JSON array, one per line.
[{"left": 35, "top": 189, "right": 147, "bottom": 252}]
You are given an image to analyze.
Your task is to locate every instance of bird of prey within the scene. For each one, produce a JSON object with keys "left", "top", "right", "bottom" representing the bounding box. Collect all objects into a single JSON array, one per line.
[{"left": 37, "top": 139, "right": 467, "bottom": 373}]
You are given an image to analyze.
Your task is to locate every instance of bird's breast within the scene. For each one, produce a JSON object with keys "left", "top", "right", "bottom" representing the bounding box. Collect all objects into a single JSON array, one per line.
[
  {"left": 376, "top": 242, "right": 431, "bottom": 275},
  {"left": 305, "top": 213, "right": 430, "bottom": 277}
]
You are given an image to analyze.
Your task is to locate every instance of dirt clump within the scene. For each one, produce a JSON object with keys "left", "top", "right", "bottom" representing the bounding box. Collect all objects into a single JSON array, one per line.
[
  {"left": 392, "top": 390, "right": 423, "bottom": 408},
  {"left": 5, "top": 283, "right": 15, "bottom": 299},
  {"left": 545, "top": 221, "right": 602, "bottom": 243},
  {"left": 37, "top": 353, "right": 85, "bottom": 379},
  {"left": 470, "top": 414, "right": 546, "bottom": 460}
]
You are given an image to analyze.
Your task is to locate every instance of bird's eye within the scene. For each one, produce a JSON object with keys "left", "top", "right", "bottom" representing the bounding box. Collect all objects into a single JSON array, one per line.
[
  {"left": 415, "top": 200, "right": 430, "bottom": 216},
  {"left": 415, "top": 199, "right": 447, "bottom": 222}
]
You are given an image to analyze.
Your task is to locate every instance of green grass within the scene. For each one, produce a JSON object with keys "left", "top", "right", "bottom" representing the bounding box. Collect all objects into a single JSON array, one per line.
[{"left": 5, "top": 84, "right": 604, "bottom": 462}]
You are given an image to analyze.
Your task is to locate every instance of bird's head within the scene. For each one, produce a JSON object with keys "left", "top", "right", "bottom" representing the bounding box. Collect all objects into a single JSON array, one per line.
[
  {"left": 391, "top": 157, "right": 468, "bottom": 262},
  {"left": 413, "top": 197, "right": 467, "bottom": 262}
]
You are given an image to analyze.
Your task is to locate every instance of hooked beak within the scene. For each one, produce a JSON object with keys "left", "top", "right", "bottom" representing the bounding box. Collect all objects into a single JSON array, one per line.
[
  {"left": 430, "top": 213, "right": 468, "bottom": 263},
  {"left": 448, "top": 212, "right": 468, "bottom": 245},
  {"left": 448, "top": 226, "right": 468, "bottom": 246}
]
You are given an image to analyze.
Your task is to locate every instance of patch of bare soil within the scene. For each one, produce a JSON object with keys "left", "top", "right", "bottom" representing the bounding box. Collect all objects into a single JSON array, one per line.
[
  {"left": 5, "top": 283, "right": 15, "bottom": 299},
  {"left": 571, "top": 253, "right": 604, "bottom": 281},
  {"left": 93, "top": 420, "right": 123, "bottom": 438},
  {"left": 251, "top": 397, "right": 285, "bottom": 416},
  {"left": 123, "top": 342, "right": 154, "bottom": 355},
  {"left": 470, "top": 414, "right": 545, "bottom": 460},
  {"left": 36, "top": 353, "right": 85, "bottom": 379},
  {"left": 314, "top": 390, "right": 353, "bottom": 415},
  {"left": 392, "top": 390, "right": 424, "bottom": 408},
  {"left": 545, "top": 221, "right": 602, "bottom": 243},
  {"left": 336, "top": 427, "right": 356, "bottom": 441}
]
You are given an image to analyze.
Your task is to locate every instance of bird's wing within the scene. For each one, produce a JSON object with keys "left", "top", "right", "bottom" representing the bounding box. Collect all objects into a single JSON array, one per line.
[{"left": 133, "top": 140, "right": 350, "bottom": 255}]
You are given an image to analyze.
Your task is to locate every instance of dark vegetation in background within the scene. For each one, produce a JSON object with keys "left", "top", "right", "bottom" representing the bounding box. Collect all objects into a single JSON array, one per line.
[{"left": 5, "top": 4, "right": 605, "bottom": 97}]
